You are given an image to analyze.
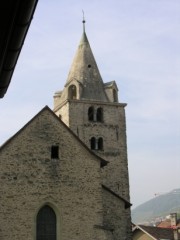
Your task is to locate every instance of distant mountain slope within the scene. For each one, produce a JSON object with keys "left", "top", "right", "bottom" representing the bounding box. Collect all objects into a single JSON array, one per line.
[{"left": 132, "top": 189, "right": 180, "bottom": 224}]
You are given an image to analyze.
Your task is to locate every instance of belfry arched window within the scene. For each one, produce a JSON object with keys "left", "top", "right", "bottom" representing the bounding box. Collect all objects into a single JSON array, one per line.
[
  {"left": 98, "top": 137, "right": 103, "bottom": 150},
  {"left": 68, "top": 85, "right": 77, "bottom": 99},
  {"left": 88, "top": 106, "right": 94, "bottom": 121},
  {"left": 88, "top": 106, "right": 103, "bottom": 122},
  {"left": 90, "top": 137, "right": 96, "bottom": 150},
  {"left": 90, "top": 137, "right": 103, "bottom": 150},
  {"left": 36, "top": 205, "right": 56, "bottom": 240},
  {"left": 97, "top": 107, "right": 103, "bottom": 122}
]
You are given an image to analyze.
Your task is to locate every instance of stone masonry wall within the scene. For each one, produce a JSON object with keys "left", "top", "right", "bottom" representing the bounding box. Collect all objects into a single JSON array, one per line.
[
  {"left": 0, "top": 108, "right": 106, "bottom": 240},
  {"left": 102, "top": 187, "right": 132, "bottom": 240},
  {"left": 56, "top": 100, "right": 130, "bottom": 200}
]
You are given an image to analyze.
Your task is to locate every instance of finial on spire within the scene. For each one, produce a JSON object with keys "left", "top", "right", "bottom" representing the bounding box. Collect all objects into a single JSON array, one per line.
[{"left": 82, "top": 10, "right": 86, "bottom": 32}]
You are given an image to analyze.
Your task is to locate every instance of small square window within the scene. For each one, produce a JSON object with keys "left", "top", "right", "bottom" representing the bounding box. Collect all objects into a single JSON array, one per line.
[{"left": 51, "top": 146, "right": 59, "bottom": 159}]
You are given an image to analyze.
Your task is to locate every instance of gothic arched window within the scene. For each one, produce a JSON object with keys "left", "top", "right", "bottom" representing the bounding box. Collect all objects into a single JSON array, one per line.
[
  {"left": 88, "top": 106, "right": 94, "bottom": 121},
  {"left": 98, "top": 137, "right": 103, "bottom": 150},
  {"left": 97, "top": 107, "right": 103, "bottom": 122},
  {"left": 90, "top": 137, "right": 96, "bottom": 150},
  {"left": 36, "top": 205, "right": 56, "bottom": 240},
  {"left": 68, "top": 85, "right": 77, "bottom": 99}
]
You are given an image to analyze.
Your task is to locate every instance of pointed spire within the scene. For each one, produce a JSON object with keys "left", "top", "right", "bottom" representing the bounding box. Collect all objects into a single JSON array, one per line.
[{"left": 59, "top": 19, "right": 108, "bottom": 102}]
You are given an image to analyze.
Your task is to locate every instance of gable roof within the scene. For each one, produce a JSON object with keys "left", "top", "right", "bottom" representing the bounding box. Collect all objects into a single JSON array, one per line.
[
  {"left": 104, "top": 80, "right": 119, "bottom": 91},
  {"left": 0, "top": 106, "right": 108, "bottom": 167},
  {"left": 133, "top": 225, "right": 175, "bottom": 240}
]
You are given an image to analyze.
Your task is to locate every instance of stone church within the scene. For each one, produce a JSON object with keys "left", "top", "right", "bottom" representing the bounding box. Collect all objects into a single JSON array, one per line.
[{"left": 0, "top": 21, "right": 132, "bottom": 240}]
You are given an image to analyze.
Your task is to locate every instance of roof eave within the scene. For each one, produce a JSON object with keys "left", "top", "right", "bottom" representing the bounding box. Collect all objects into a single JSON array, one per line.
[{"left": 0, "top": 0, "right": 38, "bottom": 98}]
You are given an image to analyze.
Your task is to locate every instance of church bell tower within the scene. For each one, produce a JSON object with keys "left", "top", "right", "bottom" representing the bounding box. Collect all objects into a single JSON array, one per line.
[{"left": 53, "top": 19, "right": 130, "bottom": 201}]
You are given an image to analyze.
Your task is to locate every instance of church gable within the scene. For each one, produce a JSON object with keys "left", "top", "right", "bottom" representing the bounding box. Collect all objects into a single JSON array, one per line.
[
  {"left": 0, "top": 106, "right": 105, "bottom": 180},
  {"left": 0, "top": 106, "right": 106, "bottom": 239},
  {"left": 0, "top": 105, "right": 106, "bottom": 167}
]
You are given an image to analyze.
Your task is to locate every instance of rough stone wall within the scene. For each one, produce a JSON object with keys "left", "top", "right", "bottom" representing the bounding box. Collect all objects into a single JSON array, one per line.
[
  {"left": 55, "top": 101, "right": 70, "bottom": 126},
  {"left": 54, "top": 97, "right": 132, "bottom": 240},
  {"left": 56, "top": 100, "right": 130, "bottom": 200},
  {"left": 0, "top": 108, "right": 106, "bottom": 240},
  {"left": 102, "top": 188, "right": 132, "bottom": 240}
]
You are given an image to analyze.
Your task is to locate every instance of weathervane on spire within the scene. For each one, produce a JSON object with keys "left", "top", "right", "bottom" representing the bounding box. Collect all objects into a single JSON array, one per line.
[{"left": 82, "top": 10, "right": 86, "bottom": 32}]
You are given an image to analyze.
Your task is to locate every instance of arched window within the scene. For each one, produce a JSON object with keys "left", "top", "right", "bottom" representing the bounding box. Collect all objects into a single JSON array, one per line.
[
  {"left": 88, "top": 106, "right": 94, "bottom": 121},
  {"left": 36, "top": 205, "right": 56, "bottom": 240},
  {"left": 98, "top": 137, "right": 103, "bottom": 150},
  {"left": 90, "top": 137, "right": 96, "bottom": 150},
  {"left": 68, "top": 85, "right": 77, "bottom": 99},
  {"left": 97, "top": 107, "right": 103, "bottom": 122},
  {"left": 113, "top": 89, "right": 118, "bottom": 102}
]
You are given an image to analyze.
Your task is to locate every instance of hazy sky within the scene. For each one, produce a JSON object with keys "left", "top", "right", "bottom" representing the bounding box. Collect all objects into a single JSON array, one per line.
[{"left": 1, "top": 0, "right": 180, "bottom": 208}]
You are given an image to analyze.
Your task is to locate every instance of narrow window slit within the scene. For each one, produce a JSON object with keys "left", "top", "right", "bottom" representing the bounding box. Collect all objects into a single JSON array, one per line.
[{"left": 51, "top": 146, "right": 59, "bottom": 159}]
